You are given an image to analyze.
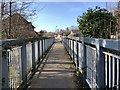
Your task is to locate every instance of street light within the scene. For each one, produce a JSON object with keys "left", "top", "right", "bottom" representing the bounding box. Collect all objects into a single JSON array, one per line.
[
  {"left": 54, "top": 26, "right": 57, "bottom": 37},
  {"left": 55, "top": 26, "right": 57, "bottom": 32}
]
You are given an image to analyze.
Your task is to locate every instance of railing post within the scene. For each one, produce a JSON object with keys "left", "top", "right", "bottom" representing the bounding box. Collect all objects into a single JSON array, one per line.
[
  {"left": 68, "top": 38, "right": 69, "bottom": 52},
  {"left": 81, "top": 37, "right": 86, "bottom": 78},
  {"left": 69, "top": 39, "right": 71, "bottom": 56},
  {"left": 44, "top": 39, "right": 46, "bottom": 53},
  {"left": 32, "top": 41, "right": 35, "bottom": 70},
  {"left": 72, "top": 39, "right": 74, "bottom": 61},
  {"left": 43, "top": 39, "right": 45, "bottom": 53},
  {"left": 21, "top": 43, "right": 27, "bottom": 82},
  {"left": 76, "top": 40, "right": 79, "bottom": 70},
  {"left": 44, "top": 39, "right": 46, "bottom": 52},
  {"left": 63, "top": 37, "right": 64, "bottom": 45},
  {"left": 46, "top": 39, "right": 48, "bottom": 50},
  {"left": 64, "top": 38, "right": 66, "bottom": 49},
  {"left": 41, "top": 39, "right": 44, "bottom": 60},
  {"left": 67, "top": 38, "right": 69, "bottom": 51},
  {"left": 2, "top": 50, "right": 9, "bottom": 88},
  {"left": 65, "top": 38, "right": 67, "bottom": 49},
  {"left": 64, "top": 38, "right": 67, "bottom": 52},
  {"left": 47, "top": 39, "right": 49, "bottom": 48},
  {"left": 46, "top": 39, "right": 48, "bottom": 51},
  {"left": 39, "top": 40, "right": 42, "bottom": 61},
  {"left": 69, "top": 39, "right": 71, "bottom": 55},
  {"left": 38, "top": 40, "right": 40, "bottom": 62},
  {"left": 96, "top": 39, "right": 105, "bottom": 88}
]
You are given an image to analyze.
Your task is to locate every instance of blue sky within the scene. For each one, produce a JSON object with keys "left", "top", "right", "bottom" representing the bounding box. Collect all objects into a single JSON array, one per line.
[{"left": 29, "top": 2, "right": 116, "bottom": 32}]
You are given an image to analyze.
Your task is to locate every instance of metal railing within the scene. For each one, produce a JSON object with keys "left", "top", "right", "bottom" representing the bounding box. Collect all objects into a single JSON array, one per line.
[
  {"left": 1, "top": 37, "right": 54, "bottom": 89},
  {"left": 63, "top": 36, "right": 120, "bottom": 89}
]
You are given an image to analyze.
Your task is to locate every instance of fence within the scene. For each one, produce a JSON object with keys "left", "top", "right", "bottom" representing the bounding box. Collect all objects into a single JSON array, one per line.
[
  {"left": 63, "top": 36, "right": 120, "bottom": 89},
  {"left": 1, "top": 37, "right": 54, "bottom": 89}
]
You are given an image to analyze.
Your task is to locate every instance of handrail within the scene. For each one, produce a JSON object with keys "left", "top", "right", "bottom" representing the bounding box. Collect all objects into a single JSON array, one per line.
[
  {"left": 63, "top": 36, "right": 120, "bottom": 89},
  {"left": 2, "top": 37, "right": 54, "bottom": 47},
  {"left": 1, "top": 36, "right": 55, "bottom": 89}
]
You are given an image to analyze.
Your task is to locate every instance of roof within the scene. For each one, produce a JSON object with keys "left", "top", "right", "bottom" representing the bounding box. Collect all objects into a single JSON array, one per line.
[
  {"left": 2, "top": 13, "right": 38, "bottom": 39},
  {"left": 3, "top": 13, "right": 35, "bottom": 28}
]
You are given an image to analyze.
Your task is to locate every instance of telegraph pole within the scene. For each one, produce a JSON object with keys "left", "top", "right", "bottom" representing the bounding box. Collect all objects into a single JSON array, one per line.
[{"left": 9, "top": 1, "right": 12, "bottom": 39}]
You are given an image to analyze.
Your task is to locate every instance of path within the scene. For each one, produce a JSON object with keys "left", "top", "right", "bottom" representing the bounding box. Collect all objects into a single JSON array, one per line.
[{"left": 27, "top": 41, "right": 76, "bottom": 88}]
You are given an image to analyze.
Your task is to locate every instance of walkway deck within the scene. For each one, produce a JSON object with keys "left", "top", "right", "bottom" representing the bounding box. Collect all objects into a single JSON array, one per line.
[{"left": 27, "top": 41, "right": 76, "bottom": 88}]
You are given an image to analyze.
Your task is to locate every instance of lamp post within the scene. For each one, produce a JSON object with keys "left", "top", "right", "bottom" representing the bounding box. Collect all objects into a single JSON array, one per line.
[
  {"left": 55, "top": 26, "right": 57, "bottom": 32},
  {"left": 55, "top": 26, "right": 57, "bottom": 36}
]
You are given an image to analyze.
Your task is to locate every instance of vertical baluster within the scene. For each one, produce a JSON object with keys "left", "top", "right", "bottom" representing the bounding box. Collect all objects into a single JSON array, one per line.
[
  {"left": 112, "top": 57, "right": 115, "bottom": 88},
  {"left": 117, "top": 58, "right": 119, "bottom": 89}
]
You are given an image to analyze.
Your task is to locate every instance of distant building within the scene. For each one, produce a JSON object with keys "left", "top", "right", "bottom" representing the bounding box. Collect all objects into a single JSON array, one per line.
[
  {"left": 43, "top": 32, "right": 54, "bottom": 37},
  {"left": 2, "top": 13, "right": 38, "bottom": 39},
  {"left": 68, "top": 30, "right": 80, "bottom": 37},
  {"left": 55, "top": 32, "right": 62, "bottom": 41}
]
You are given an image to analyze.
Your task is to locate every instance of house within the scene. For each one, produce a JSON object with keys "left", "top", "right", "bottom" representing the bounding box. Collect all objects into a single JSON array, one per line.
[
  {"left": 43, "top": 32, "right": 55, "bottom": 37},
  {"left": 55, "top": 32, "right": 62, "bottom": 41},
  {"left": 2, "top": 13, "right": 38, "bottom": 39},
  {"left": 68, "top": 30, "right": 81, "bottom": 37}
]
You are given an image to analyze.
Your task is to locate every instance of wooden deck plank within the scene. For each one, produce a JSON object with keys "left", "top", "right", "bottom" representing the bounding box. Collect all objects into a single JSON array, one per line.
[{"left": 27, "top": 42, "right": 76, "bottom": 88}]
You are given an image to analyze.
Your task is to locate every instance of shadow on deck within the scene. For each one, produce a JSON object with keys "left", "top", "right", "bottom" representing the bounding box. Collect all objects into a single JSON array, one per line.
[{"left": 23, "top": 41, "right": 89, "bottom": 89}]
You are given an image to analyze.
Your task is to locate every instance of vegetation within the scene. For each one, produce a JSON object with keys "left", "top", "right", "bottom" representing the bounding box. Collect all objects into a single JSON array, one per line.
[
  {"left": 113, "top": 1, "right": 120, "bottom": 39},
  {"left": 1, "top": 1, "right": 36, "bottom": 20},
  {"left": 39, "top": 30, "right": 47, "bottom": 36},
  {"left": 77, "top": 6, "right": 116, "bottom": 39},
  {"left": 1, "top": 1, "right": 37, "bottom": 39}
]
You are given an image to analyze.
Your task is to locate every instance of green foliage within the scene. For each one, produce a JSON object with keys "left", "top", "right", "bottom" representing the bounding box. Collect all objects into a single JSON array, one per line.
[{"left": 77, "top": 6, "right": 116, "bottom": 39}]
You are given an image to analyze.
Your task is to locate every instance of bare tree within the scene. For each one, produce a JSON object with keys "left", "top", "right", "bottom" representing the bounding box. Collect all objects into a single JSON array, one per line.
[
  {"left": 19, "top": 2, "right": 36, "bottom": 19},
  {"left": 2, "top": 0, "right": 36, "bottom": 20},
  {"left": 1, "top": 0, "right": 37, "bottom": 39},
  {"left": 113, "top": 1, "right": 120, "bottom": 39}
]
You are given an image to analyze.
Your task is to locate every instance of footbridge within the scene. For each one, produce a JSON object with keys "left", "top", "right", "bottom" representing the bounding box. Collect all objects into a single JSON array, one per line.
[{"left": 1, "top": 37, "right": 120, "bottom": 89}]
